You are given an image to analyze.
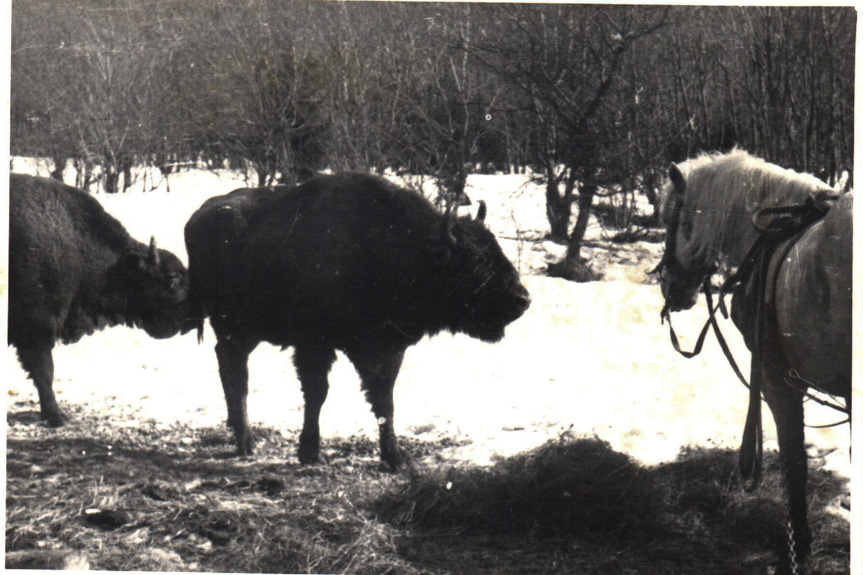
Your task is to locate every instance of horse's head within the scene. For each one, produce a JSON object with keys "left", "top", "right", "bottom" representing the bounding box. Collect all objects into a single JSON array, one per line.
[{"left": 655, "top": 163, "right": 717, "bottom": 313}]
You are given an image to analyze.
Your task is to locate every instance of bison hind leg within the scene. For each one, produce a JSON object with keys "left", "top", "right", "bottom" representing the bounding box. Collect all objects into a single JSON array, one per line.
[
  {"left": 293, "top": 343, "right": 337, "bottom": 465},
  {"left": 15, "top": 342, "right": 64, "bottom": 426},
  {"left": 215, "top": 337, "right": 258, "bottom": 456}
]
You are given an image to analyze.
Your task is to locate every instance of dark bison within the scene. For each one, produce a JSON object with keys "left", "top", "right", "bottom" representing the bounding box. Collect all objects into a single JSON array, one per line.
[
  {"left": 185, "top": 172, "right": 530, "bottom": 469},
  {"left": 8, "top": 174, "right": 194, "bottom": 426}
]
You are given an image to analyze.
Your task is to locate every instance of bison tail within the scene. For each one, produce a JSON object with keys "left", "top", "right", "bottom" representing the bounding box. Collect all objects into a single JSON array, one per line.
[
  {"left": 193, "top": 294, "right": 206, "bottom": 344},
  {"left": 186, "top": 282, "right": 206, "bottom": 344}
]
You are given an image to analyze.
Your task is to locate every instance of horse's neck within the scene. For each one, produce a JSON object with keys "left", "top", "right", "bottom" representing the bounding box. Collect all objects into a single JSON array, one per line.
[
  {"left": 715, "top": 185, "right": 816, "bottom": 268},
  {"left": 718, "top": 222, "right": 761, "bottom": 270}
]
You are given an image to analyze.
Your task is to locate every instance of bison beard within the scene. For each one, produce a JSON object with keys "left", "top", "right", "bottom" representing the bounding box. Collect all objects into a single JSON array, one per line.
[
  {"left": 185, "top": 172, "right": 530, "bottom": 469},
  {"left": 8, "top": 174, "right": 195, "bottom": 426}
]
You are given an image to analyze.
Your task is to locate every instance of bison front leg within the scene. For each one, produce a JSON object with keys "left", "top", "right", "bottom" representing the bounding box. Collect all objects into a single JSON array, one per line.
[
  {"left": 349, "top": 349, "right": 406, "bottom": 472},
  {"left": 293, "top": 344, "right": 336, "bottom": 465},
  {"left": 215, "top": 338, "right": 257, "bottom": 456},
  {"left": 16, "top": 343, "right": 64, "bottom": 427}
]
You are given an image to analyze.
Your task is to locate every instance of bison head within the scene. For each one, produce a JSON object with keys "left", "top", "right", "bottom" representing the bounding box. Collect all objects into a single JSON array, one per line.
[
  {"left": 120, "top": 237, "right": 196, "bottom": 338},
  {"left": 437, "top": 202, "right": 530, "bottom": 343}
]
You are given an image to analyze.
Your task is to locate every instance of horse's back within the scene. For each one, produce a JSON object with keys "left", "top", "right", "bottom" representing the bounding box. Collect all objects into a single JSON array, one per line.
[{"left": 774, "top": 192, "right": 852, "bottom": 397}]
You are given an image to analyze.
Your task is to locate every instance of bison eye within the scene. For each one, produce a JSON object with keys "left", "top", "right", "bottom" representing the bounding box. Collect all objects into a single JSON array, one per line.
[{"left": 164, "top": 274, "right": 181, "bottom": 291}]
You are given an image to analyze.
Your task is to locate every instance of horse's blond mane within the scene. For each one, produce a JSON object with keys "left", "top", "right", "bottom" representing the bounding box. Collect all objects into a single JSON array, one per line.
[{"left": 660, "top": 148, "right": 835, "bottom": 264}]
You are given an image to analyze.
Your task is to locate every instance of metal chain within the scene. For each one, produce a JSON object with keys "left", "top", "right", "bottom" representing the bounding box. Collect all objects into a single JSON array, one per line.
[
  {"left": 780, "top": 460, "right": 801, "bottom": 575},
  {"left": 786, "top": 518, "right": 799, "bottom": 575}
]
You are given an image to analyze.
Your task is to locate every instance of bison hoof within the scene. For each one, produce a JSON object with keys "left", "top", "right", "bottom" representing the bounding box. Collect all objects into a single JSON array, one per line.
[
  {"left": 235, "top": 444, "right": 254, "bottom": 457},
  {"left": 298, "top": 448, "right": 326, "bottom": 466},
  {"left": 235, "top": 437, "right": 255, "bottom": 457},
  {"left": 381, "top": 451, "right": 406, "bottom": 473},
  {"left": 44, "top": 413, "right": 66, "bottom": 428}
]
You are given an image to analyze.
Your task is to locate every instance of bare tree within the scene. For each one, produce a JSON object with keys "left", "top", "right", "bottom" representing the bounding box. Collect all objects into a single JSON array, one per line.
[
  {"left": 11, "top": 2, "right": 854, "bottom": 205},
  {"left": 470, "top": 5, "right": 668, "bottom": 279}
]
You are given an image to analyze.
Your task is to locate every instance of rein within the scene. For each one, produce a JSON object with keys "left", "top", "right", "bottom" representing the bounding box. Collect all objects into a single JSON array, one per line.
[
  {"left": 660, "top": 277, "right": 750, "bottom": 388},
  {"left": 656, "top": 194, "right": 848, "bottom": 487},
  {"left": 658, "top": 197, "right": 849, "bottom": 418}
]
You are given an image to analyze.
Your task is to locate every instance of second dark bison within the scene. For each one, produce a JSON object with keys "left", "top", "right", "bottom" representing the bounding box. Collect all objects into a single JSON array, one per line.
[
  {"left": 185, "top": 171, "right": 530, "bottom": 469},
  {"left": 8, "top": 174, "right": 195, "bottom": 426}
]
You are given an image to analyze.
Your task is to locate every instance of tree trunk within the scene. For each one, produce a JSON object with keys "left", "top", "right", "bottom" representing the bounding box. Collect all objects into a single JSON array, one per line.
[
  {"left": 545, "top": 166, "right": 570, "bottom": 241},
  {"left": 569, "top": 182, "right": 597, "bottom": 259},
  {"left": 50, "top": 154, "right": 66, "bottom": 181},
  {"left": 547, "top": 182, "right": 599, "bottom": 282},
  {"left": 642, "top": 170, "right": 661, "bottom": 224},
  {"left": 105, "top": 168, "right": 120, "bottom": 194},
  {"left": 121, "top": 157, "right": 134, "bottom": 193}
]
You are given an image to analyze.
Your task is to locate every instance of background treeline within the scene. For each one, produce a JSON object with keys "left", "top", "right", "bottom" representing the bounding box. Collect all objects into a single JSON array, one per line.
[{"left": 11, "top": 1, "right": 855, "bottom": 276}]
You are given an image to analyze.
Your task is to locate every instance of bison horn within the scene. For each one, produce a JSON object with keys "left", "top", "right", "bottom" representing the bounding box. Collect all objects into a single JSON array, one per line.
[
  {"left": 476, "top": 200, "right": 487, "bottom": 223},
  {"left": 148, "top": 236, "right": 160, "bottom": 266}
]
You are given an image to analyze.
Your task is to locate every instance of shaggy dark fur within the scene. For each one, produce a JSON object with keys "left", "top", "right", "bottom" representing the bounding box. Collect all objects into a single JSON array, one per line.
[
  {"left": 8, "top": 174, "right": 195, "bottom": 426},
  {"left": 185, "top": 172, "right": 530, "bottom": 469}
]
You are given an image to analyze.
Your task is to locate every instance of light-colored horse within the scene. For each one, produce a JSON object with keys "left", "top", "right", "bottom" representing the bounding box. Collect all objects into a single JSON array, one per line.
[{"left": 656, "top": 149, "right": 851, "bottom": 572}]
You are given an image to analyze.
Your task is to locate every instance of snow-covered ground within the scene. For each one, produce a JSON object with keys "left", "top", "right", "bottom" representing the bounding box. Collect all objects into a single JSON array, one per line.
[{"left": 4, "top": 160, "right": 850, "bottom": 491}]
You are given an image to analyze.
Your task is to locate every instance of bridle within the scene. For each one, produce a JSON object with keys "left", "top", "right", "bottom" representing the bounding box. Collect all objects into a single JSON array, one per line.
[
  {"left": 653, "top": 206, "right": 763, "bottom": 485},
  {"left": 653, "top": 189, "right": 749, "bottom": 380},
  {"left": 654, "top": 196, "right": 849, "bottom": 417},
  {"left": 654, "top": 180, "right": 848, "bottom": 574},
  {"left": 655, "top": 268, "right": 747, "bottom": 385},
  {"left": 651, "top": 191, "right": 720, "bottom": 324}
]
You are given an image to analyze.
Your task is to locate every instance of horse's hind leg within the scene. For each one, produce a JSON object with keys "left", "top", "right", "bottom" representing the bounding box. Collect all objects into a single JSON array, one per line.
[
  {"left": 16, "top": 342, "right": 64, "bottom": 427},
  {"left": 762, "top": 370, "right": 811, "bottom": 569}
]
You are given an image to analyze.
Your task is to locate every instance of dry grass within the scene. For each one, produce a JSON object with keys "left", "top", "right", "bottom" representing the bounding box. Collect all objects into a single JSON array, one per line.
[
  {"left": 378, "top": 435, "right": 659, "bottom": 538},
  {"left": 377, "top": 434, "right": 849, "bottom": 575},
  {"left": 6, "top": 404, "right": 849, "bottom": 574},
  {"left": 6, "top": 403, "right": 422, "bottom": 574},
  {"left": 546, "top": 257, "right": 602, "bottom": 282}
]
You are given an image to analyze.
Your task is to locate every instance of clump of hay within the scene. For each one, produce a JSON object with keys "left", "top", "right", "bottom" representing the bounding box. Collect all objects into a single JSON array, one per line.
[
  {"left": 378, "top": 439, "right": 849, "bottom": 574},
  {"left": 6, "top": 405, "right": 848, "bottom": 575},
  {"left": 609, "top": 228, "right": 665, "bottom": 244},
  {"left": 379, "top": 434, "right": 659, "bottom": 538},
  {"left": 547, "top": 257, "right": 602, "bottom": 282}
]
